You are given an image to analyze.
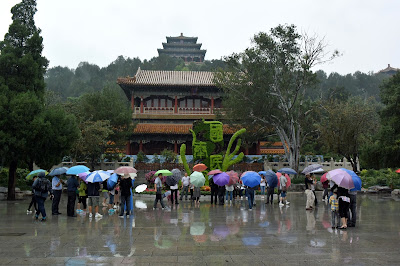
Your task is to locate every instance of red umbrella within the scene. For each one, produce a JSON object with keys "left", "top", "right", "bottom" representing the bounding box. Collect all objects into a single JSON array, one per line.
[
  {"left": 227, "top": 170, "right": 239, "bottom": 185},
  {"left": 320, "top": 173, "right": 328, "bottom": 183},
  {"left": 396, "top": 169, "right": 400, "bottom": 173},
  {"left": 208, "top": 169, "right": 222, "bottom": 175},
  {"left": 277, "top": 172, "right": 291, "bottom": 187},
  {"left": 193, "top": 163, "right": 207, "bottom": 172}
]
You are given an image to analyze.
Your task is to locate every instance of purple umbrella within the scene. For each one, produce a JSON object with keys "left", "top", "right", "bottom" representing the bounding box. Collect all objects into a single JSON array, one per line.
[
  {"left": 213, "top": 172, "right": 230, "bottom": 186},
  {"left": 213, "top": 226, "right": 230, "bottom": 239},
  {"left": 78, "top": 172, "right": 90, "bottom": 184},
  {"left": 327, "top": 169, "right": 355, "bottom": 189}
]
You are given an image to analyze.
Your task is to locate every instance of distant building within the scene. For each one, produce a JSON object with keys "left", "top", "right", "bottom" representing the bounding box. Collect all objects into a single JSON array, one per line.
[
  {"left": 157, "top": 33, "right": 206, "bottom": 63},
  {"left": 117, "top": 68, "right": 285, "bottom": 155},
  {"left": 377, "top": 64, "right": 399, "bottom": 75}
]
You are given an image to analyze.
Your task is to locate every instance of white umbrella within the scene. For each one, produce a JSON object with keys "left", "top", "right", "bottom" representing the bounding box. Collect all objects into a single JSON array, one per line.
[
  {"left": 135, "top": 184, "right": 147, "bottom": 193},
  {"left": 310, "top": 168, "right": 325, "bottom": 174},
  {"left": 135, "top": 200, "right": 147, "bottom": 209}
]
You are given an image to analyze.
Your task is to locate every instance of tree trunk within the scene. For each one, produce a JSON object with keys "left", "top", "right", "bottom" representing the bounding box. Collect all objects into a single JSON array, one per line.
[{"left": 7, "top": 160, "right": 18, "bottom": 200}]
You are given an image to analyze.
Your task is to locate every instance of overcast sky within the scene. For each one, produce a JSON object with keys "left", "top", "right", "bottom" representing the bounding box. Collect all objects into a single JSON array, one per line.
[{"left": 1, "top": 0, "right": 399, "bottom": 75}]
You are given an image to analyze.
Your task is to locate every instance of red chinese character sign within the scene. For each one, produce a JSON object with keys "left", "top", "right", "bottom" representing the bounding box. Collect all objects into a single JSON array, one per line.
[{"left": 180, "top": 120, "right": 246, "bottom": 175}]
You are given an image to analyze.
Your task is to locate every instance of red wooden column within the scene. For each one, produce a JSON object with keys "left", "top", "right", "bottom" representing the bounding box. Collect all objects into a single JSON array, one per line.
[
  {"left": 211, "top": 97, "right": 214, "bottom": 114},
  {"left": 139, "top": 141, "right": 143, "bottom": 152},
  {"left": 174, "top": 141, "right": 178, "bottom": 153},
  {"left": 257, "top": 140, "right": 261, "bottom": 155},
  {"left": 140, "top": 96, "right": 144, "bottom": 113},
  {"left": 174, "top": 96, "right": 178, "bottom": 113},
  {"left": 245, "top": 147, "right": 249, "bottom": 155},
  {"left": 125, "top": 142, "right": 131, "bottom": 155},
  {"left": 130, "top": 92, "right": 134, "bottom": 111}
]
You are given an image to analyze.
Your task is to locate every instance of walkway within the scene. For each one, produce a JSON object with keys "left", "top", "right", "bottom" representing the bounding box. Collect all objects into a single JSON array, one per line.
[{"left": 0, "top": 193, "right": 399, "bottom": 265}]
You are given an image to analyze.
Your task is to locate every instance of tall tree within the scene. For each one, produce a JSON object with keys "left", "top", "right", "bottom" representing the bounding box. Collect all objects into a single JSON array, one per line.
[
  {"left": 361, "top": 72, "right": 400, "bottom": 169},
  {"left": 67, "top": 85, "right": 133, "bottom": 163},
  {"left": 0, "top": 0, "right": 49, "bottom": 200},
  {"left": 216, "top": 24, "right": 337, "bottom": 171},
  {"left": 318, "top": 97, "right": 380, "bottom": 172}
]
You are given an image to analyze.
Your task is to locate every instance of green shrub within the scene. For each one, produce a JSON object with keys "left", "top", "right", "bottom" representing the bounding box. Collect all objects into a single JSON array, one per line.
[{"left": 0, "top": 168, "right": 31, "bottom": 190}]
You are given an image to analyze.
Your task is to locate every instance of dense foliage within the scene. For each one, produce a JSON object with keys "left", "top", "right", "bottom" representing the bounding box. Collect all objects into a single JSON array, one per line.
[{"left": 0, "top": 0, "right": 79, "bottom": 199}]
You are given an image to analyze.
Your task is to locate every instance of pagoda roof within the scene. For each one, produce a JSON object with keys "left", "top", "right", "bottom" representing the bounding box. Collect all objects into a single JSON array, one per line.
[
  {"left": 162, "top": 43, "right": 202, "bottom": 48},
  {"left": 117, "top": 68, "right": 215, "bottom": 87},
  {"left": 133, "top": 123, "right": 236, "bottom": 135},
  {"left": 166, "top": 33, "right": 197, "bottom": 42},
  {"left": 378, "top": 64, "right": 399, "bottom": 74},
  {"left": 158, "top": 48, "right": 206, "bottom": 55}
]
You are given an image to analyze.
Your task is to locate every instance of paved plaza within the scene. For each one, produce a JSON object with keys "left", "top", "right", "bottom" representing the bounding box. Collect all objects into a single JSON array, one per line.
[{"left": 0, "top": 192, "right": 399, "bottom": 265}]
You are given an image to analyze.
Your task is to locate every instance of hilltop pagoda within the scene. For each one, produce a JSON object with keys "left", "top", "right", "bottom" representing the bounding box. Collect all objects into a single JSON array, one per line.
[{"left": 157, "top": 33, "right": 206, "bottom": 63}]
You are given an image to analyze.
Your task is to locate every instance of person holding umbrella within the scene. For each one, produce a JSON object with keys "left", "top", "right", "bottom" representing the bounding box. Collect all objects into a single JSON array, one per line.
[
  {"left": 32, "top": 172, "right": 52, "bottom": 221},
  {"left": 51, "top": 175, "right": 63, "bottom": 215},
  {"left": 87, "top": 181, "right": 102, "bottom": 219},
  {"left": 119, "top": 174, "right": 133, "bottom": 217},
  {"left": 76, "top": 179, "right": 87, "bottom": 214},
  {"left": 278, "top": 174, "right": 289, "bottom": 207},
  {"left": 66, "top": 175, "right": 79, "bottom": 217},
  {"left": 170, "top": 182, "right": 179, "bottom": 205},
  {"left": 153, "top": 173, "right": 166, "bottom": 210}
]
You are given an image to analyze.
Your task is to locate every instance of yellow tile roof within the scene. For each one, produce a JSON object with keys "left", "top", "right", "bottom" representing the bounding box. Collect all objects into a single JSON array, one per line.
[{"left": 117, "top": 68, "right": 215, "bottom": 87}]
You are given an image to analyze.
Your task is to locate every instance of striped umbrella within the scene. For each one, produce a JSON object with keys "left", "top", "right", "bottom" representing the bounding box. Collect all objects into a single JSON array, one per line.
[{"left": 85, "top": 171, "right": 110, "bottom": 183}]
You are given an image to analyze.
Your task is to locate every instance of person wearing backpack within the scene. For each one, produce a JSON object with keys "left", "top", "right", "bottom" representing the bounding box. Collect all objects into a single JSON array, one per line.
[{"left": 32, "top": 172, "right": 52, "bottom": 221}]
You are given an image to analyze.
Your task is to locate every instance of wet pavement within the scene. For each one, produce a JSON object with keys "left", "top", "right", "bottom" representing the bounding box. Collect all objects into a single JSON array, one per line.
[{"left": 0, "top": 192, "right": 400, "bottom": 265}]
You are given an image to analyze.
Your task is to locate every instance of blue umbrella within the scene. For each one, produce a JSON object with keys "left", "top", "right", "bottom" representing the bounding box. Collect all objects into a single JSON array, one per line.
[
  {"left": 242, "top": 234, "right": 262, "bottom": 246},
  {"left": 49, "top": 167, "right": 68, "bottom": 176},
  {"left": 340, "top": 168, "right": 362, "bottom": 191},
  {"left": 264, "top": 170, "right": 278, "bottom": 188},
  {"left": 107, "top": 173, "right": 119, "bottom": 190},
  {"left": 66, "top": 165, "right": 90, "bottom": 175},
  {"left": 241, "top": 171, "right": 261, "bottom": 188},
  {"left": 277, "top": 168, "right": 297, "bottom": 175}
]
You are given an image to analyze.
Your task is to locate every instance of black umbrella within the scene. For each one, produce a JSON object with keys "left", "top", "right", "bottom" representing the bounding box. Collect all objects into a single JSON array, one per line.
[{"left": 166, "top": 175, "right": 178, "bottom": 186}]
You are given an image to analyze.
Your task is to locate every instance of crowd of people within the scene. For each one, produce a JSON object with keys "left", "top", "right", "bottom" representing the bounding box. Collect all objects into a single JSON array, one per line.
[
  {"left": 304, "top": 173, "right": 357, "bottom": 229},
  {"left": 27, "top": 170, "right": 357, "bottom": 230}
]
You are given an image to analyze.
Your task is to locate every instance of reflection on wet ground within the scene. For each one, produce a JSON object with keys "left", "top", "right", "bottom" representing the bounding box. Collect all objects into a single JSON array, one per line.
[{"left": 0, "top": 193, "right": 400, "bottom": 265}]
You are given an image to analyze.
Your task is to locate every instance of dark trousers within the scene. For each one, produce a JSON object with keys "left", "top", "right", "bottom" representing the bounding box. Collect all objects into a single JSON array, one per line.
[
  {"left": 218, "top": 187, "right": 225, "bottom": 205},
  {"left": 313, "top": 190, "right": 318, "bottom": 205},
  {"left": 120, "top": 195, "right": 131, "bottom": 215},
  {"left": 52, "top": 190, "right": 62, "bottom": 214},
  {"left": 190, "top": 188, "right": 194, "bottom": 200},
  {"left": 171, "top": 189, "right": 178, "bottom": 204},
  {"left": 35, "top": 196, "right": 46, "bottom": 218},
  {"left": 153, "top": 193, "right": 165, "bottom": 208},
  {"left": 348, "top": 194, "right": 357, "bottom": 225},
  {"left": 180, "top": 186, "right": 189, "bottom": 200},
  {"left": 28, "top": 195, "right": 37, "bottom": 211},
  {"left": 266, "top": 187, "right": 274, "bottom": 203},
  {"left": 67, "top": 191, "right": 76, "bottom": 216},
  {"left": 210, "top": 187, "right": 218, "bottom": 204},
  {"left": 247, "top": 189, "right": 255, "bottom": 209}
]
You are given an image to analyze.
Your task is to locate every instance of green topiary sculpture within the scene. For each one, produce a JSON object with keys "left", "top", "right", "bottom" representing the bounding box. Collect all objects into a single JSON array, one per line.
[{"left": 180, "top": 120, "right": 246, "bottom": 175}]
